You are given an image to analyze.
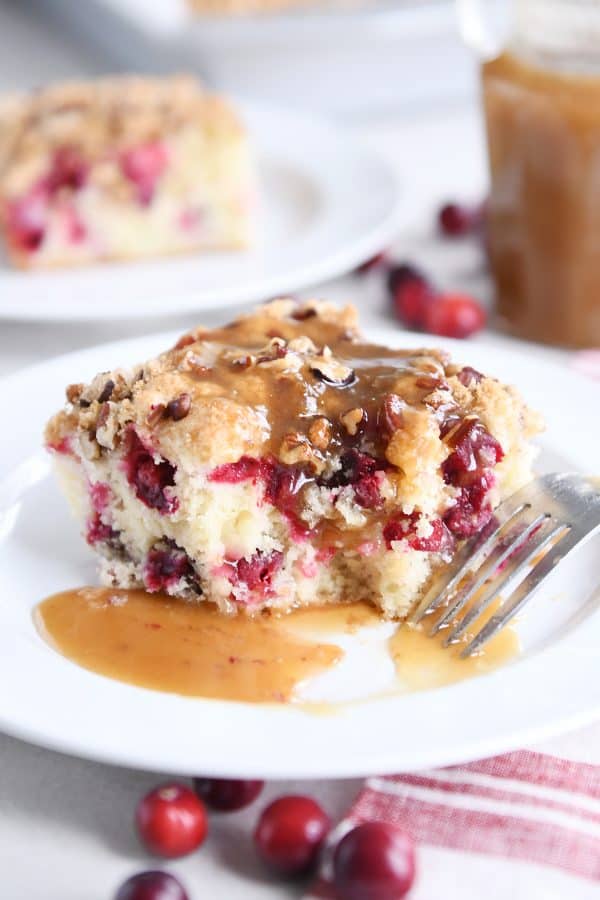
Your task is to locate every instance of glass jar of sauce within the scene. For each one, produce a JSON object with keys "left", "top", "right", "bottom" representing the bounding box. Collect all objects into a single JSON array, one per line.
[{"left": 462, "top": 0, "right": 600, "bottom": 346}]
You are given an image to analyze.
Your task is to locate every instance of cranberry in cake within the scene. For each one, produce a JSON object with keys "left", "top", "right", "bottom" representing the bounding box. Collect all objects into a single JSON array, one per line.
[
  {"left": 0, "top": 75, "right": 255, "bottom": 268},
  {"left": 45, "top": 300, "right": 543, "bottom": 618}
]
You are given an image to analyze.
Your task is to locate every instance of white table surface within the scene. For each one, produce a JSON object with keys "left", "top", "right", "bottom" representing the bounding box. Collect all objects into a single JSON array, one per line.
[{"left": 0, "top": 4, "right": 586, "bottom": 899}]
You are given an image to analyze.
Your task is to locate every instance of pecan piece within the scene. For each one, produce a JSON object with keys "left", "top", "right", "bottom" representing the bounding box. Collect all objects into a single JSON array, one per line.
[
  {"left": 279, "top": 432, "right": 324, "bottom": 473},
  {"left": 166, "top": 393, "right": 192, "bottom": 421},
  {"left": 181, "top": 351, "right": 212, "bottom": 377},
  {"left": 340, "top": 407, "right": 364, "bottom": 436},
  {"left": 308, "top": 417, "right": 332, "bottom": 450},
  {"left": 230, "top": 354, "right": 254, "bottom": 370},
  {"left": 257, "top": 337, "right": 288, "bottom": 364},
  {"left": 457, "top": 366, "right": 484, "bottom": 387},
  {"left": 380, "top": 393, "right": 406, "bottom": 434},
  {"left": 96, "top": 402, "right": 110, "bottom": 430},
  {"left": 292, "top": 307, "right": 317, "bottom": 321},
  {"left": 415, "top": 375, "right": 448, "bottom": 393},
  {"left": 443, "top": 414, "right": 479, "bottom": 447},
  {"left": 174, "top": 333, "right": 195, "bottom": 350},
  {"left": 66, "top": 383, "right": 84, "bottom": 404},
  {"left": 146, "top": 403, "right": 166, "bottom": 428},
  {"left": 310, "top": 350, "right": 355, "bottom": 387},
  {"left": 97, "top": 379, "right": 115, "bottom": 403}
]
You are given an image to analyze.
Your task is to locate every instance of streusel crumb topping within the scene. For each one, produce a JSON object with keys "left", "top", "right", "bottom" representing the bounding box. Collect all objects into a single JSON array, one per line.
[
  {"left": 0, "top": 75, "right": 242, "bottom": 193},
  {"left": 46, "top": 298, "right": 541, "bottom": 517}
]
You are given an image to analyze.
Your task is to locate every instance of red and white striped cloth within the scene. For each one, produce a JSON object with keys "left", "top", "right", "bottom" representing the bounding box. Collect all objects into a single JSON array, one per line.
[{"left": 306, "top": 724, "right": 600, "bottom": 899}]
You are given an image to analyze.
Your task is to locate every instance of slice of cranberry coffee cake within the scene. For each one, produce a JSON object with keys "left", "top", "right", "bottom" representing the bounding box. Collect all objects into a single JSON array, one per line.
[
  {"left": 45, "top": 300, "right": 543, "bottom": 617},
  {"left": 0, "top": 75, "right": 255, "bottom": 268}
]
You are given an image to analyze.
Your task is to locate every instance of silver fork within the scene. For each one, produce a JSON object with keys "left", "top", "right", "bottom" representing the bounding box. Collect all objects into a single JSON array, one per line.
[{"left": 408, "top": 473, "right": 600, "bottom": 658}]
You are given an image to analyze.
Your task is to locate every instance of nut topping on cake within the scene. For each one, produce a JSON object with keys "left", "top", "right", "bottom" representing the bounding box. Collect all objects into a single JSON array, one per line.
[
  {"left": 166, "top": 393, "right": 192, "bottom": 421},
  {"left": 340, "top": 407, "right": 364, "bottom": 436}
]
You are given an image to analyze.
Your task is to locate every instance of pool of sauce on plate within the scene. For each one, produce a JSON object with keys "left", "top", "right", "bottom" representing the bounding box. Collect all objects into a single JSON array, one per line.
[
  {"left": 34, "top": 588, "right": 343, "bottom": 704},
  {"left": 389, "top": 600, "right": 518, "bottom": 692},
  {"left": 34, "top": 588, "right": 518, "bottom": 703}
]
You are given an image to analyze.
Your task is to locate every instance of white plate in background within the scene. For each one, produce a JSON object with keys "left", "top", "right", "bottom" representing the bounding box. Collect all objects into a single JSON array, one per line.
[
  {"left": 0, "top": 327, "right": 599, "bottom": 777},
  {"left": 43, "top": 0, "right": 474, "bottom": 114},
  {"left": 0, "top": 101, "right": 399, "bottom": 322}
]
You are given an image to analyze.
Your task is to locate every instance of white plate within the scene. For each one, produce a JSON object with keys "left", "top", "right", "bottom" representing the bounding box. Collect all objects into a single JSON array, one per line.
[
  {"left": 1, "top": 328, "right": 599, "bottom": 777},
  {"left": 53, "top": 0, "right": 468, "bottom": 116},
  {"left": 0, "top": 102, "right": 399, "bottom": 322},
  {"left": 71, "top": 0, "right": 447, "bottom": 39}
]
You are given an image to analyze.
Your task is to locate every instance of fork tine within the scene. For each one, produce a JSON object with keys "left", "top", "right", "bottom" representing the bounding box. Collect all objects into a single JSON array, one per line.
[
  {"left": 435, "top": 512, "right": 551, "bottom": 640},
  {"left": 442, "top": 515, "right": 557, "bottom": 645},
  {"left": 461, "top": 524, "right": 577, "bottom": 658},
  {"left": 409, "top": 500, "right": 530, "bottom": 626}
]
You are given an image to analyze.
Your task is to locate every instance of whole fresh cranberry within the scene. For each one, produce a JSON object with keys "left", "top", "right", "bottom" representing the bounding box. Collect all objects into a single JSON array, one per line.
[
  {"left": 386, "top": 262, "right": 426, "bottom": 297},
  {"left": 253, "top": 795, "right": 330, "bottom": 877},
  {"left": 193, "top": 777, "right": 264, "bottom": 812},
  {"left": 438, "top": 202, "right": 482, "bottom": 237},
  {"left": 135, "top": 783, "right": 208, "bottom": 858},
  {"left": 114, "top": 871, "right": 189, "bottom": 900},
  {"left": 423, "top": 292, "right": 486, "bottom": 338},
  {"left": 392, "top": 277, "right": 437, "bottom": 329},
  {"left": 333, "top": 822, "right": 416, "bottom": 900},
  {"left": 355, "top": 251, "right": 387, "bottom": 274}
]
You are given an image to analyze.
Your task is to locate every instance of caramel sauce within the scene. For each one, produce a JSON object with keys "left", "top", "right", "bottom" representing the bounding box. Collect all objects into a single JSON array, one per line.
[
  {"left": 173, "top": 312, "right": 451, "bottom": 460},
  {"left": 34, "top": 588, "right": 518, "bottom": 704},
  {"left": 389, "top": 599, "right": 518, "bottom": 692},
  {"left": 35, "top": 588, "right": 343, "bottom": 703},
  {"left": 284, "top": 600, "right": 383, "bottom": 635},
  {"left": 483, "top": 51, "right": 600, "bottom": 347},
  {"left": 167, "top": 314, "right": 457, "bottom": 558}
]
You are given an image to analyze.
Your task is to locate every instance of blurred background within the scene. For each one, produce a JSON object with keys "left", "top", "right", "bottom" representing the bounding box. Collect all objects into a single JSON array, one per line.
[
  {"left": 0, "top": 0, "right": 496, "bottom": 372},
  {"left": 5, "top": 0, "right": 478, "bottom": 114}
]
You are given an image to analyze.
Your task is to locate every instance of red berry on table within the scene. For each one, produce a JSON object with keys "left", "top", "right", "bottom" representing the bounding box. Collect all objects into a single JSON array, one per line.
[
  {"left": 438, "top": 201, "right": 481, "bottom": 237},
  {"left": 114, "top": 870, "right": 189, "bottom": 900},
  {"left": 135, "top": 783, "right": 208, "bottom": 858},
  {"left": 253, "top": 795, "right": 331, "bottom": 877},
  {"left": 392, "top": 278, "right": 437, "bottom": 329},
  {"left": 356, "top": 251, "right": 387, "bottom": 274},
  {"left": 423, "top": 291, "right": 486, "bottom": 338},
  {"left": 386, "top": 262, "right": 426, "bottom": 297},
  {"left": 333, "top": 822, "right": 416, "bottom": 900},
  {"left": 193, "top": 777, "right": 264, "bottom": 812}
]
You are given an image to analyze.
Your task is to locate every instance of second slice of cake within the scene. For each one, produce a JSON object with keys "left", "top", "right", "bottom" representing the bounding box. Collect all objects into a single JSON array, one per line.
[
  {"left": 45, "top": 300, "right": 543, "bottom": 618},
  {"left": 0, "top": 75, "right": 255, "bottom": 268}
]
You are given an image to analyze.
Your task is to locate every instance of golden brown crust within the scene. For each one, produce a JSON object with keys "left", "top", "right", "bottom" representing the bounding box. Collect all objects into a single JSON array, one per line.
[
  {"left": 0, "top": 75, "right": 244, "bottom": 196},
  {"left": 46, "top": 299, "right": 543, "bottom": 515}
]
